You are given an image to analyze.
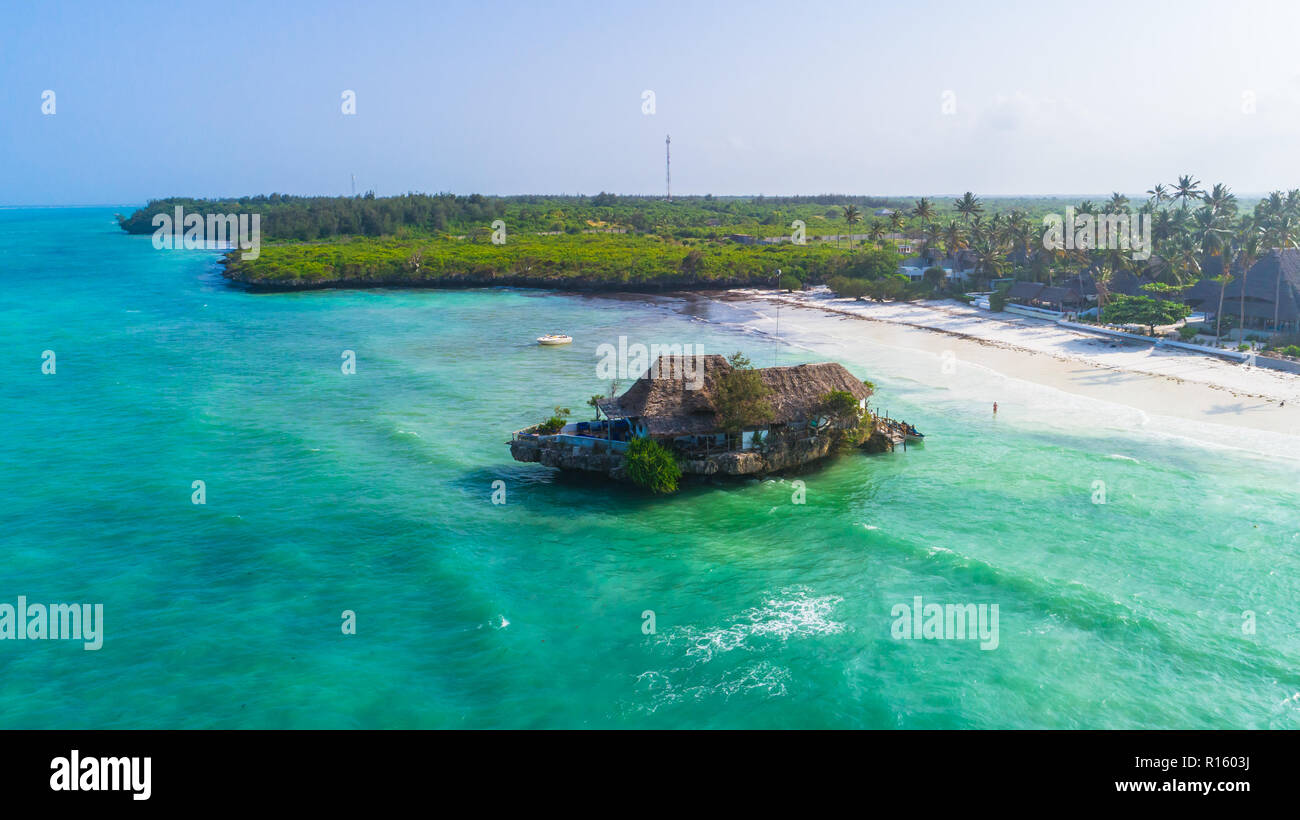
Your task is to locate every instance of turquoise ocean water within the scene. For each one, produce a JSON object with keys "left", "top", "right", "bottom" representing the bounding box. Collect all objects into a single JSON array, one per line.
[{"left": 2, "top": 207, "right": 1298, "bottom": 728}]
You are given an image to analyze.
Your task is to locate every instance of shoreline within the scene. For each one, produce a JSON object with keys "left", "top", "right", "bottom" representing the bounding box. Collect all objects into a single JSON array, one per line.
[{"left": 704, "top": 290, "right": 1300, "bottom": 444}]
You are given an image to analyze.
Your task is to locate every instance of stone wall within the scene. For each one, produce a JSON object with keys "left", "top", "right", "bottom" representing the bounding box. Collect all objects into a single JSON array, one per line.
[{"left": 510, "top": 432, "right": 844, "bottom": 480}]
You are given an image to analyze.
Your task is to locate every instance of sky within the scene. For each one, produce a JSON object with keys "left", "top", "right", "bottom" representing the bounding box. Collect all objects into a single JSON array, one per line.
[{"left": 4, "top": 0, "right": 1300, "bottom": 205}]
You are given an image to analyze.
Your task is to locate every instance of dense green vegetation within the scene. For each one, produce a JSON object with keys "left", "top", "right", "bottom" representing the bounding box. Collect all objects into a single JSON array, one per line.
[
  {"left": 120, "top": 192, "right": 1053, "bottom": 242},
  {"left": 624, "top": 437, "right": 682, "bottom": 494},
  {"left": 221, "top": 233, "right": 902, "bottom": 290},
  {"left": 118, "top": 184, "right": 1299, "bottom": 347},
  {"left": 827, "top": 272, "right": 923, "bottom": 302}
]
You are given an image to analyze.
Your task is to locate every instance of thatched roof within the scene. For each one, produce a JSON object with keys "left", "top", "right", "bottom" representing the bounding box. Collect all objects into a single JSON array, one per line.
[
  {"left": 1059, "top": 272, "right": 1098, "bottom": 297},
  {"left": 1184, "top": 249, "right": 1300, "bottom": 321},
  {"left": 1007, "top": 281, "right": 1083, "bottom": 307},
  {"left": 1104, "top": 269, "right": 1158, "bottom": 296},
  {"left": 597, "top": 355, "right": 873, "bottom": 437}
]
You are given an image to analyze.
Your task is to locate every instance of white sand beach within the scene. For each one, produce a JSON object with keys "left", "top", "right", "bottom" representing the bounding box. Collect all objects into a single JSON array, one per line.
[{"left": 727, "top": 289, "right": 1300, "bottom": 442}]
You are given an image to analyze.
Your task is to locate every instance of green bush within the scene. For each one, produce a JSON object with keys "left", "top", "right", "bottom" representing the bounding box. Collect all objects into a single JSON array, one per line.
[
  {"left": 1102, "top": 294, "right": 1191, "bottom": 334},
  {"left": 779, "top": 273, "right": 803, "bottom": 291},
  {"left": 537, "top": 416, "right": 566, "bottom": 434},
  {"left": 1279, "top": 345, "right": 1300, "bottom": 358},
  {"left": 828, "top": 275, "right": 869, "bottom": 299},
  {"left": 624, "top": 437, "right": 682, "bottom": 494},
  {"left": 536, "top": 406, "right": 570, "bottom": 434},
  {"left": 922, "top": 266, "right": 946, "bottom": 292},
  {"left": 819, "top": 390, "right": 862, "bottom": 420},
  {"left": 716, "top": 352, "right": 774, "bottom": 433}
]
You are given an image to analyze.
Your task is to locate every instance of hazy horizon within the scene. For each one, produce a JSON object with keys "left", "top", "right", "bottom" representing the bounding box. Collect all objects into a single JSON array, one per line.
[{"left": 6, "top": 0, "right": 1300, "bottom": 205}]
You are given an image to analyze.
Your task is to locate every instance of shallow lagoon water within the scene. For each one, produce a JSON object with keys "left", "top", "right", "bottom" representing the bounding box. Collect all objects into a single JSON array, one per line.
[{"left": 1, "top": 208, "right": 1298, "bottom": 728}]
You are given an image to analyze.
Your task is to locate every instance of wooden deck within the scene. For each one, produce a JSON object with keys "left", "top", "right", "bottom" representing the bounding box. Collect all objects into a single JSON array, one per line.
[{"left": 875, "top": 415, "right": 922, "bottom": 451}]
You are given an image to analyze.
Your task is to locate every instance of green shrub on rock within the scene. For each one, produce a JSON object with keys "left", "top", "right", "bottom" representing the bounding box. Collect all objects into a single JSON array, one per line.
[{"left": 624, "top": 437, "right": 682, "bottom": 494}]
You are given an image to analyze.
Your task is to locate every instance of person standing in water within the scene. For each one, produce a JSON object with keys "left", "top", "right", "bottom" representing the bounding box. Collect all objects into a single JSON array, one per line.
[{"left": 993, "top": 402, "right": 998, "bottom": 415}]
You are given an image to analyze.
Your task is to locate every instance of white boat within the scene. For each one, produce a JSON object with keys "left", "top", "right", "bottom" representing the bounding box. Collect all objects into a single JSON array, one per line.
[{"left": 537, "top": 334, "right": 573, "bottom": 346}]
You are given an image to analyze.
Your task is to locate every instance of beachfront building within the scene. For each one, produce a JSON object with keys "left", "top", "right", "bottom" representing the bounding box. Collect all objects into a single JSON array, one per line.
[
  {"left": 1004, "top": 281, "right": 1086, "bottom": 313},
  {"left": 900, "top": 254, "right": 971, "bottom": 287},
  {"left": 1182, "top": 249, "right": 1300, "bottom": 335},
  {"left": 510, "top": 355, "right": 875, "bottom": 478}
]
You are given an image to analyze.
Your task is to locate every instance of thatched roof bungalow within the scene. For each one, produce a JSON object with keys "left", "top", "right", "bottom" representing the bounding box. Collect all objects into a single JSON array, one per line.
[
  {"left": 595, "top": 355, "right": 872, "bottom": 440},
  {"left": 1183, "top": 249, "right": 1300, "bottom": 332},
  {"left": 511, "top": 355, "right": 879, "bottom": 478},
  {"left": 1005, "top": 281, "right": 1085, "bottom": 312}
]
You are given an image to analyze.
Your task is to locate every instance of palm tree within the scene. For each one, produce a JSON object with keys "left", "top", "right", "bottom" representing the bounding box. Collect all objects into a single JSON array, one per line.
[
  {"left": 1100, "top": 242, "right": 1137, "bottom": 279},
  {"left": 1170, "top": 241, "right": 1202, "bottom": 286},
  {"left": 923, "top": 221, "right": 947, "bottom": 265},
  {"left": 1151, "top": 208, "right": 1174, "bottom": 246},
  {"left": 1203, "top": 183, "right": 1237, "bottom": 218},
  {"left": 1146, "top": 184, "right": 1170, "bottom": 208},
  {"left": 1212, "top": 263, "right": 1234, "bottom": 345},
  {"left": 942, "top": 221, "right": 966, "bottom": 258},
  {"left": 1264, "top": 210, "right": 1298, "bottom": 250},
  {"left": 1172, "top": 174, "right": 1204, "bottom": 210},
  {"left": 867, "top": 219, "right": 886, "bottom": 247},
  {"left": 1032, "top": 244, "right": 1059, "bottom": 285},
  {"left": 970, "top": 234, "right": 1007, "bottom": 289},
  {"left": 1107, "top": 192, "right": 1130, "bottom": 214},
  {"left": 1259, "top": 190, "right": 1285, "bottom": 224},
  {"left": 912, "top": 198, "right": 935, "bottom": 227},
  {"left": 1229, "top": 229, "right": 1261, "bottom": 344},
  {"left": 842, "top": 204, "right": 861, "bottom": 249},
  {"left": 1095, "top": 272, "right": 1113, "bottom": 319},
  {"left": 1144, "top": 253, "right": 1172, "bottom": 284},
  {"left": 888, "top": 210, "right": 905, "bottom": 234},
  {"left": 1167, "top": 206, "right": 1193, "bottom": 243},
  {"left": 1193, "top": 205, "right": 1233, "bottom": 260},
  {"left": 1005, "top": 214, "right": 1036, "bottom": 274},
  {"left": 954, "top": 191, "right": 983, "bottom": 222},
  {"left": 987, "top": 212, "right": 1006, "bottom": 242}
]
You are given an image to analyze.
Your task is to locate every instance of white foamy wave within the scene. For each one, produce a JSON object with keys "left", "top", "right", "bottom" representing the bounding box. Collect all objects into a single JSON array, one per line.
[
  {"left": 627, "top": 661, "right": 791, "bottom": 714},
  {"left": 664, "top": 586, "right": 846, "bottom": 663}
]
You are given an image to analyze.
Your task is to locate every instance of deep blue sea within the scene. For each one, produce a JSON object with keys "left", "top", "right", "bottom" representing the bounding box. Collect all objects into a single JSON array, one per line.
[{"left": 2, "top": 207, "right": 1298, "bottom": 728}]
